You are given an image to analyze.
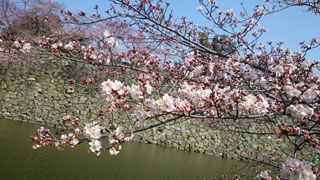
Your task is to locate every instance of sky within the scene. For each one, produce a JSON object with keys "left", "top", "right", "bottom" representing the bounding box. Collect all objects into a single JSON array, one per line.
[{"left": 54, "top": 0, "right": 320, "bottom": 62}]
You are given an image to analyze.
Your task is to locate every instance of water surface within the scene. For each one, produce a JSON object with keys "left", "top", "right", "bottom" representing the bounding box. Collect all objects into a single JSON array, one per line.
[{"left": 0, "top": 118, "right": 250, "bottom": 180}]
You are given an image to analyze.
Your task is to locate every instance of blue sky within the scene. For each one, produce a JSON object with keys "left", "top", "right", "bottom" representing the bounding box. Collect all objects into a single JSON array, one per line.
[{"left": 55, "top": 0, "right": 320, "bottom": 61}]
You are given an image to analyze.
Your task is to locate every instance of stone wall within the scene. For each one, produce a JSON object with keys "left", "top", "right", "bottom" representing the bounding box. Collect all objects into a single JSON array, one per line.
[
  {"left": 0, "top": 54, "right": 316, "bottom": 162},
  {"left": 0, "top": 56, "right": 104, "bottom": 125}
]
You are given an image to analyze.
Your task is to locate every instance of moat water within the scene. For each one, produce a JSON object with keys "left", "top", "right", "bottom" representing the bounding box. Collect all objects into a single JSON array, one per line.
[{"left": 0, "top": 118, "right": 255, "bottom": 180}]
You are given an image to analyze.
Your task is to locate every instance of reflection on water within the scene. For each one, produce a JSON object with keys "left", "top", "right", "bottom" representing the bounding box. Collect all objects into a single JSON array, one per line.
[{"left": 0, "top": 118, "right": 250, "bottom": 180}]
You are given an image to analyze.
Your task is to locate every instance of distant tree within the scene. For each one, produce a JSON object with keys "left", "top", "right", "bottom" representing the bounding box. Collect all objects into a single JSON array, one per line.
[
  {"left": 210, "top": 34, "right": 236, "bottom": 55},
  {"left": 197, "top": 33, "right": 235, "bottom": 57},
  {"left": 3, "top": 11, "right": 62, "bottom": 38},
  {"left": 199, "top": 32, "right": 211, "bottom": 48},
  {"left": 0, "top": 0, "right": 90, "bottom": 44},
  {"left": 0, "top": 0, "right": 18, "bottom": 30}
]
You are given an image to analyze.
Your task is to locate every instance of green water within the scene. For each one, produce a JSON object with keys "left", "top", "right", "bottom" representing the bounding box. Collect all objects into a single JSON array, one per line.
[{"left": 0, "top": 118, "right": 251, "bottom": 180}]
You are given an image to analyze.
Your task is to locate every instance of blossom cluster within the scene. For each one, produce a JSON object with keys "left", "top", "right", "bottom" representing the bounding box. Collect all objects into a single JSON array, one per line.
[
  {"left": 178, "top": 82, "right": 212, "bottom": 108},
  {"left": 280, "top": 158, "right": 317, "bottom": 180},
  {"left": 285, "top": 83, "right": 320, "bottom": 103},
  {"left": 38, "top": 36, "right": 111, "bottom": 64},
  {"left": 288, "top": 104, "right": 314, "bottom": 119},
  {"left": 30, "top": 127, "right": 52, "bottom": 149},
  {"left": 0, "top": 38, "right": 32, "bottom": 53},
  {"left": 131, "top": 82, "right": 213, "bottom": 126},
  {"left": 12, "top": 40, "right": 32, "bottom": 53},
  {"left": 108, "top": 127, "right": 134, "bottom": 156},
  {"left": 301, "top": 130, "right": 319, "bottom": 149},
  {"left": 55, "top": 133, "right": 79, "bottom": 150},
  {"left": 83, "top": 122, "right": 103, "bottom": 140},
  {"left": 101, "top": 79, "right": 127, "bottom": 112},
  {"left": 31, "top": 114, "right": 135, "bottom": 156},
  {"left": 88, "top": 140, "right": 102, "bottom": 155},
  {"left": 137, "top": 95, "right": 190, "bottom": 126},
  {"left": 38, "top": 37, "right": 65, "bottom": 54},
  {"left": 256, "top": 158, "right": 318, "bottom": 180},
  {"left": 275, "top": 123, "right": 300, "bottom": 138},
  {"left": 61, "top": 113, "right": 80, "bottom": 128},
  {"left": 239, "top": 94, "right": 269, "bottom": 115},
  {"left": 255, "top": 170, "right": 271, "bottom": 180},
  {"left": 103, "top": 31, "right": 118, "bottom": 47},
  {"left": 64, "top": 41, "right": 74, "bottom": 50}
]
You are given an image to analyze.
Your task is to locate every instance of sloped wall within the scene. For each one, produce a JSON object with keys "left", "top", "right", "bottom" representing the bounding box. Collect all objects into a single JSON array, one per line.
[{"left": 0, "top": 55, "right": 307, "bottom": 162}]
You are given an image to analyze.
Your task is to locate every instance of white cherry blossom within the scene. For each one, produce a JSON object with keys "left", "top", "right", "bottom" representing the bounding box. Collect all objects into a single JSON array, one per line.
[
  {"left": 83, "top": 122, "right": 103, "bottom": 140},
  {"left": 109, "top": 147, "right": 120, "bottom": 156},
  {"left": 89, "top": 140, "right": 102, "bottom": 153}
]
